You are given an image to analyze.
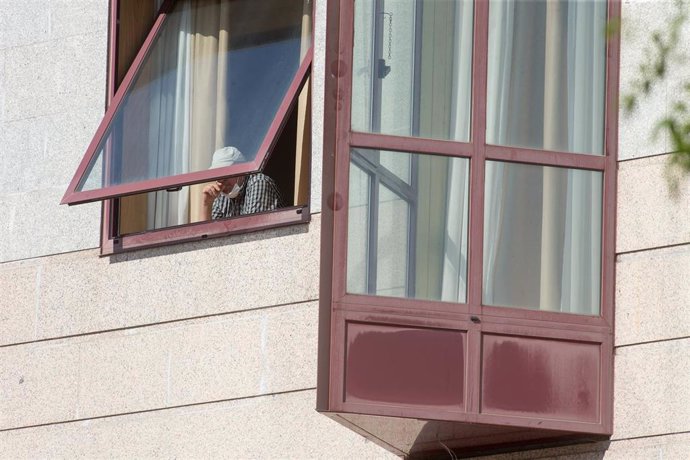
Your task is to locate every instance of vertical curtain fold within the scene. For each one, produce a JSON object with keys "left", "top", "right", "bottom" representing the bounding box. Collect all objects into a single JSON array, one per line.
[
  {"left": 294, "top": 0, "right": 313, "bottom": 205},
  {"left": 147, "top": 0, "right": 230, "bottom": 228},
  {"left": 484, "top": 0, "right": 604, "bottom": 314},
  {"left": 441, "top": 0, "right": 473, "bottom": 302}
]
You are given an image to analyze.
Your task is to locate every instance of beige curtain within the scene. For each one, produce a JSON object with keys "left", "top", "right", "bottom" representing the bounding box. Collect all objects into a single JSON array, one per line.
[
  {"left": 293, "top": 0, "right": 313, "bottom": 205},
  {"left": 188, "top": 0, "right": 231, "bottom": 223},
  {"left": 539, "top": 1, "right": 568, "bottom": 310},
  {"left": 155, "top": 0, "right": 230, "bottom": 226},
  {"left": 483, "top": 0, "right": 605, "bottom": 314}
]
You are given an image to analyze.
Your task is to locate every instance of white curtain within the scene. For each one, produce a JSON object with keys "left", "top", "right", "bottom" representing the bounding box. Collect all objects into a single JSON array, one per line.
[
  {"left": 146, "top": 0, "right": 230, "bottom": 229},
  {"left": 147, "top": 2, "right": 193, "bottom": 229},
  {"left": 441, "top": 0, "right": 473, "bottom": 302},
  {"left": 483, "top": 0, "right": 605, "bottom": 314}
]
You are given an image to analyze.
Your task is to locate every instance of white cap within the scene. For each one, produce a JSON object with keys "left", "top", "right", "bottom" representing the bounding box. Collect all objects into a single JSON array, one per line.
[{"left": 209, "top": 146, "right": 246, "bottom": 169}]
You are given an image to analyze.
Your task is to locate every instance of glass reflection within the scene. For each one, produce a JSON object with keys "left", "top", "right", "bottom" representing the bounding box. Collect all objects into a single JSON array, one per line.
[
  {"left": 352, "top": 0, "right": 473, "bottom": 141},
  {"left": 486, "top": 0, "right": 607, "bottom": 154},
  {"left": 347, "top": 148, "right": 469, "bottom": 302},
  {"left": 78, "top": 0, "right": 311, "bottom": 192},
  {"left": 483, "top": 161, "right": 602, "bottom": 314}
]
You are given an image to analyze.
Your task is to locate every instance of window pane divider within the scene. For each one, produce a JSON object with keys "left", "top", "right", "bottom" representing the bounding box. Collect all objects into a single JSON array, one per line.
[
  {"left": 350, "top": 131, "right": 474, "bottom": 158},
  {"left": 485, "top": 145, "right": 607, "bottom": 171}
]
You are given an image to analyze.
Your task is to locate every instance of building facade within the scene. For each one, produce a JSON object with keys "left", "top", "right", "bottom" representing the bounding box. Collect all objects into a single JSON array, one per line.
[{"left": 0, "top": 0, "right": 689, "bottom": 458}]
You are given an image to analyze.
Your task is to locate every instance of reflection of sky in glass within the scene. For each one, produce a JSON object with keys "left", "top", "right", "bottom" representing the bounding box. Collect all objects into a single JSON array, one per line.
[
  {"left": 228, "top": 37, "right": 301, "bottom": 157},
  {"left": 76, "top": 4, "right": 305, "bottom": 192}
]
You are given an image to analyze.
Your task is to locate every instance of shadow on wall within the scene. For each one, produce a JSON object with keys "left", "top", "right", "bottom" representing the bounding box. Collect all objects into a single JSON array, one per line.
[
  {"left": 409, "top": 428, "right": 611, "bottom": 460},
  {"left": 107, "top": 216, "right": 310, "bottom": 264}
]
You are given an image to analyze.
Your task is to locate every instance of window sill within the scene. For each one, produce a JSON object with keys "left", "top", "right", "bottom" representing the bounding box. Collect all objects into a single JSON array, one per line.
[{"left": 100, "top": 205, "right": 310, "bottom": 255}]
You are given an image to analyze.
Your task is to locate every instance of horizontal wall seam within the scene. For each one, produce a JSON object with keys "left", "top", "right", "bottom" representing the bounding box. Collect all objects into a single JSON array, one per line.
[
  {"left": 615, "top": 335, "right": 690, "bottom": 350},
  {"left": 0, "top": 246, "right": 100, "bottom": 267},
  {"left": 0, "top": 212, "right": 322, "bottom": 267},
  {"left": 0, "top": 387, "right": 317, "bottom": 434},
  {"left": 0, "top": 31, "right": 106, "bottom": 54},
  {"left": 617, "top": 151, "right": 675, "bottom": 164},
  {"left": 0, "top": 297, "right": 319, "bottom": 349},
  {"left": 616, "top": 241, "right": 690, "bottom": 257},
  {"left": 610, "top": 429, "right": 690, "bottom": 442}
]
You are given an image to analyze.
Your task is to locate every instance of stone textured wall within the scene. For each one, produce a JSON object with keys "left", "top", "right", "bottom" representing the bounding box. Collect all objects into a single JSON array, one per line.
[
  {"left": 0, "top": 1, "right": 394, "bottom": 458},
  {"left": 1, "top": 0, "right": 689, "bottom": 459}
]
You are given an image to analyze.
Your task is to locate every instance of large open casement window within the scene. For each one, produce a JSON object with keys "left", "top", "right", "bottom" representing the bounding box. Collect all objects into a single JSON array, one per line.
[
  {"left": 63, "top": 0, "right": 313, "bottom": 253},
  {"left": 318, "top": 0, "right": 620, "bottom": 457}
]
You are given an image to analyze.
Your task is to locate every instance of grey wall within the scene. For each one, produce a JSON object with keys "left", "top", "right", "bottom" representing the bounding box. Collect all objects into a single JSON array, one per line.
[{"left": 0, "top": 0, "right": 106, "bottom": 263}]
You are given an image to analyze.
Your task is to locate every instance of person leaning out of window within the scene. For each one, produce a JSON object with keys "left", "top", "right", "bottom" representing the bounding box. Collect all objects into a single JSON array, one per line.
[{"left": 201, "top": 146, "right": 284, "bottom": 221}]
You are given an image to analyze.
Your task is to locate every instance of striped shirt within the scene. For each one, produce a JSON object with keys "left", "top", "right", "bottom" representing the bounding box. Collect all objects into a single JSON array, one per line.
[{"left": 211, "top": 173, "right": 284, "bottom": 219}]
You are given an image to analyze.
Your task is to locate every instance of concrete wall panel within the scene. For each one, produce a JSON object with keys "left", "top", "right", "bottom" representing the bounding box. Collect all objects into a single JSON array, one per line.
[
  {"left": 0, "top": 262, "right": 39, "bottom": 345},
  {"left": 310, "top": 0, "right": 326, "bottom": 214},
  {"left": 0, "top": 109, "right": 105, "bottom": 194},
  {"left": 0, "top": 216, "right": 320, "bottom": 345},
  {"left": 77, "top": 331, "right": 170, "bottom": 420},
  {"left": 613, "top": 339, "right": 690, "bottom": 440},
  {"left": 0, "top": 49, "right": 5, "bottom": 123},
  {"left": 0, "top": 341, "right": 80, "bottom": 429},
  {"left": 0, "top": 303, "right": 318, "bottom": 430},
  {"left": 0, "top": 187, "right": 101, "bottom": 263},
  {"left": 617, "top": 155, "right": 690, "bottom": 253},
  {"left": 2, "top": 34, "right": 105, "bottom": 123},
  {"left": 618, "top": 0, "right": 674, "bottom": 160},
  {"left": 0, "top": 1, "right": 107, "bottom": 50},
  {"left": 0, "top": 1, "right": 51, "bottom": 50},
  {"left": 0, "top": 389, "right": 395, "bottom": 459},
  {"left": 616, "top": 245, "right": 690, "bottom": 346},
  {"left": 0, "top": 1, "right": 107, "bottom": 263}
]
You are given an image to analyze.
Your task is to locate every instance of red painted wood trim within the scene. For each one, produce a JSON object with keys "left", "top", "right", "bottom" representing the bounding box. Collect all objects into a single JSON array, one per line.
[
  {"left": 100, "top": 0, "right": 120, "bottom": 255},
  {"left": 600, "top": 0, "right": 621, "bottom": 436},
  {"left": 467, "top": 0, "right": 490, "bottom": 419},
  {"left": 317, "top": 0, "right": 342, "bottom": 412},
  {"left": 62, "top": 0, "right": 173, "bottom": 205},
  {"left": 350, "top": 131, "right": 474, "bottom": 158},
  {"left": 331, "top": 0, "right": 355, "bottom": 303},
  {"left": 102, "top": 206, "right": 310, "bottom": 254},
  {"left": 602, "top": 0, "right": 621, "bottom": 330},
  {"left": 485, "top": 145, "right": 607, "bottom": 171},
  {"left": 335, "top": 299, "right": 611, "bottom": 334}
]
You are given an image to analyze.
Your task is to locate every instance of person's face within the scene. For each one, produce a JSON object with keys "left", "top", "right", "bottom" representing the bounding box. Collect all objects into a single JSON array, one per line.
[{"left": 218, "top": 175, "right": 243, "bottom": 193}]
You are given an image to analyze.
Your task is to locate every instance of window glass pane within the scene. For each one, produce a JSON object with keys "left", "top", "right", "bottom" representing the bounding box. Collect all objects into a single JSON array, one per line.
[
  {"left": 347, "top": 149, "right": 470, "bottom": 303},
  {"left": 376, "top": 184, "right": 410, "bottom": 297},
  {"left": 77, "top": 0, "right": 311, "bottom": 192},
  {"left": 486, "top": 0, "right": 606, "bottom": 154},
  {"left": 379, "top": 150, "right": 411, "bottom": 184},
  {"left": 347, "top": 164, "right": 371, "bottom": 294},
  {"left": 483, "top": 161, "right": 602, "bottom": 315},
  {"left": 352, "top": 0, "right": 473, "bottom": 142}
]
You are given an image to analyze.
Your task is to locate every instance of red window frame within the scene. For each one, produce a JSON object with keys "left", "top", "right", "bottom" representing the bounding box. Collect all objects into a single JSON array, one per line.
[
  {"left": 318, "top": 0, "right": 620, "bottom": 438},
  {"left": 67, "top": 0, "right": 314, "bottom": 254}
]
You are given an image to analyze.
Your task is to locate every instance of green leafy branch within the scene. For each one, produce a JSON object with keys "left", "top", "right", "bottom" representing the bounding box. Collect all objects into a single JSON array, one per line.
[{"left": 622, "top": 0, "right": 690, "bottom": 193}]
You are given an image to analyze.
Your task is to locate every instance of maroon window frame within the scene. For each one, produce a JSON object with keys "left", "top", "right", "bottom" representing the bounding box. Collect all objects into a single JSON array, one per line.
[
  {"left": 66, "top": 0, "right": 314, "bottom": 254},
  {"left": 318, "top": 0, "right": 620, "bottom": 443}
]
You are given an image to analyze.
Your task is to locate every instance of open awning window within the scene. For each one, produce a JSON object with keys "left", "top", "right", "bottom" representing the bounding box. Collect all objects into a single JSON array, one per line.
[{"left": 63, "top": 0, "right": 312, "bottom": 205}]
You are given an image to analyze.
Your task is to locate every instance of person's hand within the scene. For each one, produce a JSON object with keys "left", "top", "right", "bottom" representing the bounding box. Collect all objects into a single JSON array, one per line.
[{"left": 202, "top": 181, "right": 223, "bottom": 206}]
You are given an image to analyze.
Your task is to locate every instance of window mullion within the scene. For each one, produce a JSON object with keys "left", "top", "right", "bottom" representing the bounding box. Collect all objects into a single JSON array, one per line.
[{"left": 467, "top": 0, "right": 489, "bottom": 312}]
